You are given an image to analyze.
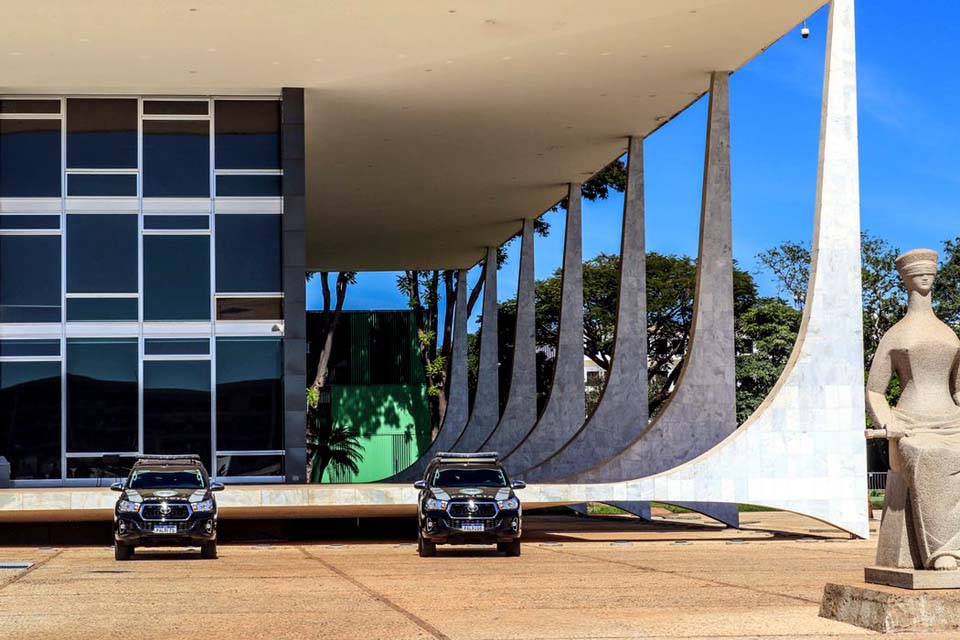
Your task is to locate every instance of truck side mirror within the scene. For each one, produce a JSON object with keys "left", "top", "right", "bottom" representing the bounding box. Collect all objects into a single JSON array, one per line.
[
  {"left": 110, "top": 482, "right": 124, "bottom": 492},
  {"left": 511, "top": 480, "right": 526, "bottom": 490},
  {"left": 210, "top": 482, "right": 225, "bottom": 492},
  {"left": 413, "top": 480, "right": 427, "bottom": 490}
]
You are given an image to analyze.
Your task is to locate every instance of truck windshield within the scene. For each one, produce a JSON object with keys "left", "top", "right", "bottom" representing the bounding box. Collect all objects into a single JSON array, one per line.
[
  {"left": 128, "top": 470, "right": 205, "bottom": 490},
  {"left": 433, "top": 468, "right": 507, "bottom": 488}
]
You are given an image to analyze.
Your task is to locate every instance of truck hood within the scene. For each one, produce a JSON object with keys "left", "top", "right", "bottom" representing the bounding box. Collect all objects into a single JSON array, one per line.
[
  {"left": 123, "top": 487, "right": 209, "bottom": 503},
  {"left": 431, "top": 486, "right": 514, "bottom": 502}
]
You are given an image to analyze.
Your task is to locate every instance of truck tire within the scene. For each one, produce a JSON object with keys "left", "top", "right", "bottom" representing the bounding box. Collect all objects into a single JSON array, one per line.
[
  {"left": 201, "top": 541, "right": 218, "bottom": 559},
  {"left": 114, "top": 542, "right": 133, "bottom": 561},
  {"left": 506, "top": 539, "right": 521, "bottom": 557},
  {"left": 418, "top": 536, "right": 436, "bottom": 558}
]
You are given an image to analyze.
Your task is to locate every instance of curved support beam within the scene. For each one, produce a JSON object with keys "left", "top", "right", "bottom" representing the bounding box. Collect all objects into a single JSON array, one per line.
[
  {"left": 503, "top": 184, "right": 584, "bottom": 475},
  {"left": 454, "top": 248, "right": 500, "bottom": 451},
  {"left": 390, "top": 269, "right": 470, "bottom": 481},
  {"left": 521, "top": 0, "right": 866, "bottom": 538},
  {"left": 536, "top": 71, "right": 735, "bottom": 484},
  {"left": 481, "top": 219, "right": 538, "bottom": 455},
  {"left": 524, "top": 134, "right": 648, "bottom": 481}
]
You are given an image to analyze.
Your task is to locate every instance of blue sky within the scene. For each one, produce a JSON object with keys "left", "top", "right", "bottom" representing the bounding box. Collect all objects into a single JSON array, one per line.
[{"left": 309, "top": 1, "right": 960, "bottom": 322}]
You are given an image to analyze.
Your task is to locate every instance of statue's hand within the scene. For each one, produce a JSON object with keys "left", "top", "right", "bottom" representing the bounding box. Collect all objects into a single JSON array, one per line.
[{"left": 884, "top": 420, "right": 908, "bottom": 440}]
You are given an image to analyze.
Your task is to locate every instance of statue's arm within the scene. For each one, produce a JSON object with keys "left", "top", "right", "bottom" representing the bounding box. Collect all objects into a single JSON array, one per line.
[{"left": 865, "top": 340, "right": 899, "bottom": 437}]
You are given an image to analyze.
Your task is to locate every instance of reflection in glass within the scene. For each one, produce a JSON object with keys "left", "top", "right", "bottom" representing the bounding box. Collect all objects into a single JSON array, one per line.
[
  {"left": 144, "top": 235, "right": 210, "bottom": 321},
  {"left": 67, "top": 215, "right": 138, "bottom": 293},
  {"left": 67, "top": 338, "right": 138, "bottom": 453},
  {"left": 143, "top": 120, "right": 210, "bottom": 197},
  {"left": 0, "top": 361, "right": 61, "bottom": 479},
  {"left": 66, "top": 456, "right": 137, "bottom": 479},
  {"left": 216, "top": 454, "right": 283, "bottom": 477},
  {"left": 216, "top": 297, "right": 283, "bottom": 321},
  {"left": 216, "top": 338, "right": 282, "bottom": 451},
  {"left": 0, "top": 235, "right": 61, "bottom": 323},
  {"left": 0, "top": 119, "right": 61, "bottom": 197},
  {"left": 66, "top": 98, "right": 137, "bottom": 168},
  {"left": 215, "top": 215, "right": 281, "bottom": 293},
  {"left": 214, "top": 100, "right": 280, "bottom": 169},
  {"left": 144, "top": 360, "right": 211, "bottom": 463},
  {"left": 66, "top": 298, "right": 138, "bottom": 322}
]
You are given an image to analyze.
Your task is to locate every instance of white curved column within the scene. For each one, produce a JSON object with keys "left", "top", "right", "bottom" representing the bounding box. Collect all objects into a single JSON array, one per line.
[
  {"left": 455, "top": 247, "right": 500, "bottom": 451},
  {"left": 482, "top": 219, "right": 538, "bottom": 455}
]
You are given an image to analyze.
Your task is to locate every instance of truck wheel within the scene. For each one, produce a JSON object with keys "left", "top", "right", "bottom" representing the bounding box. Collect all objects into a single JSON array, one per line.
[
  {"left": 496, "top": 542, "right": 508, "bottom": 553},
  {"left": 201, "top": 541, "right": 218, "bottom": 559},
  {"left": 114, "top": 542, "right": 133, "bottom": 561},
  {"left": 419, "top": 536, "right": 436, "bottom": 558},
  {"left": 506, "top": 540, "right": 521, "bottom": 557}
]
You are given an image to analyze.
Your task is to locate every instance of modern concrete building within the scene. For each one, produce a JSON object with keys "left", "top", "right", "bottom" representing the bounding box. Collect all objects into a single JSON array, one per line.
[{"left": 0, "top": 1, "right": 867, "bottom": 536}]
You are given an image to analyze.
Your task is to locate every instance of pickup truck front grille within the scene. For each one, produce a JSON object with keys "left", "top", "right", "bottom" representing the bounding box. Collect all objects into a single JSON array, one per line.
[
  {"left": 448, "top": 501, "right": 497, "bottom": 518},
  {"left": 140, "top": 504, "right": 191, "bottom": 521}
]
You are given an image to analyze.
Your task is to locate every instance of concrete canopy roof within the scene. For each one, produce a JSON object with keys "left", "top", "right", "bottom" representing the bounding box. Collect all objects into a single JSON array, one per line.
[{"left": 0, "top": 1, "right": 824, "bottom": 271}]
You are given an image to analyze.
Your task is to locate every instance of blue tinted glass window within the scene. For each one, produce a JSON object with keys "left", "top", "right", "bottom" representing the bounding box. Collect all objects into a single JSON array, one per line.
[
  {"left": 66, "top": 338, "right": 138, "bottom": 453},
  {"left": 216, "top": 454, "right": 283, "bottom": 477},
  {"left": 66, "top": 214, "right": 138, "bottom": 293},
  {"left": 0, "top": 235, "right": 61, "bottom": 322},
  {"left": 143, "top": 215, "right": 209, "bottom": 230},
  {"left": 214, "top": 101, "right": 280, "bottom": 169},
  {"left": 67, "top": 174, "right": 137, "bottom": 196},
  {"left": 143, "top": 120, "right": 210, "bottom": 197},
  {"left": 0, "top": 215, "right": 59, "bottom": 230},
  {"left": 144, "top": 339, "right": 210, "bottom": 355},
  {"left": 66, "top": 99, "right": 137, "bottom": 168},
  {"left": 0, "top": 119, "right": 62, "bottom": 197},
  {"left": 144, "top": 360, "right": 211, "bottom": 462},
  {"left": 216, "top": 175, "right": 281, "bottom": 197},
  {"left": 0, "top": 361, "right": 62, "bottom": 479},
  {"left": 0, "top": 339, "right": 60, "bottom": 357},
  {"left": 66, "top": 298, "right": 138, "bottom": 322},
  {"left": 215, "top": 215, "right": 281, "bottom": 293},
  {"left": 216, "top": 337, "right": 282, "bottom": 451},
  {"left": 144, "top": 235, "right": 210, "bottom": 321}
]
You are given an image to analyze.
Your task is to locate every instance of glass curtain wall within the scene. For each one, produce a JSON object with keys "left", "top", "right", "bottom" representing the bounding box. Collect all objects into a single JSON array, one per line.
[{"left": 0, "top": 96, "right": 284, "bottom": 485}]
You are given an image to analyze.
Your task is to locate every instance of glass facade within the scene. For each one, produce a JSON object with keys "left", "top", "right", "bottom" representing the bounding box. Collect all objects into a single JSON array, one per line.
[{"left": 0, "top": 96, "right": 285, "bottom": 484}]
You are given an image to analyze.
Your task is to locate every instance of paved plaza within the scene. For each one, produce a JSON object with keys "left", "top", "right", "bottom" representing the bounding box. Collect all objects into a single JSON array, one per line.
[{"left": 0, "top": 511, "right": 954, "bottom": 639}]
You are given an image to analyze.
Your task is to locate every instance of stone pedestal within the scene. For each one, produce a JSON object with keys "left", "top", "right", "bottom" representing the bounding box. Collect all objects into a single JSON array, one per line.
[
  {"left": 866, "top": 566, "right": 960, "bottom": 590},
  {"left": 820, "top": 582, "right": 960, "bottom": 633}
]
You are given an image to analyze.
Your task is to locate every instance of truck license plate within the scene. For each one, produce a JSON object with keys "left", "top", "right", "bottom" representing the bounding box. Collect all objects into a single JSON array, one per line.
[
  {"left": 462, "top": 522, "right": 483, "bottom": 532},
  {"left": 154, "top": 525, "right": 177, "bottom": 534}
]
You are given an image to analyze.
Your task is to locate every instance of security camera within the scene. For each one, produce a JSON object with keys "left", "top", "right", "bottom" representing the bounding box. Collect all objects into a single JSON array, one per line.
[{"left": 801, "top": 25, "right": 810, "bottom": 39}]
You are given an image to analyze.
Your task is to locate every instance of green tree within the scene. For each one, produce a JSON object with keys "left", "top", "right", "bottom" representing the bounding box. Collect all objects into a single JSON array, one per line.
[{"left": 734, "top": 298, "right": 802, "bottom": 423}]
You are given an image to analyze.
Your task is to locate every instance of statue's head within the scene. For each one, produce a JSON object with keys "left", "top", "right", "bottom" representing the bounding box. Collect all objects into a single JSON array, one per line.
[{"left": 895, "top": 248, "right": 939, "bottom": 295}]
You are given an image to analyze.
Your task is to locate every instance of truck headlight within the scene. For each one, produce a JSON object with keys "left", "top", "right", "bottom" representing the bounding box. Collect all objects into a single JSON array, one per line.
[
  {"left": 117, "top": 500, "right": 139, "bottom": 513},
  {"left": 498, "top": 497, "right": 519, "bottom": 510},
  {"left": 424, "top": 498, "right": 448, "bottom": 511},
  {"left": 193, "top": 499, "right": 215, "bottom": 513}
]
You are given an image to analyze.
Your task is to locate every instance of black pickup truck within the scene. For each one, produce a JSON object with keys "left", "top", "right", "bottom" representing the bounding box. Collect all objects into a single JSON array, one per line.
[
  {"left": 414, "top": 452, "right": 525, "bottom": 557},
  {"left": 111, "top": 455, "right": 224, "bottom": 560}
]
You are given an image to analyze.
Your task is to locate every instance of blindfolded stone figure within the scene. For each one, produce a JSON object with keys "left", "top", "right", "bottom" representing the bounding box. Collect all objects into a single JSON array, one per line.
[{"left": 866, "top": 248, "right": 960, "bottom": 571}]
